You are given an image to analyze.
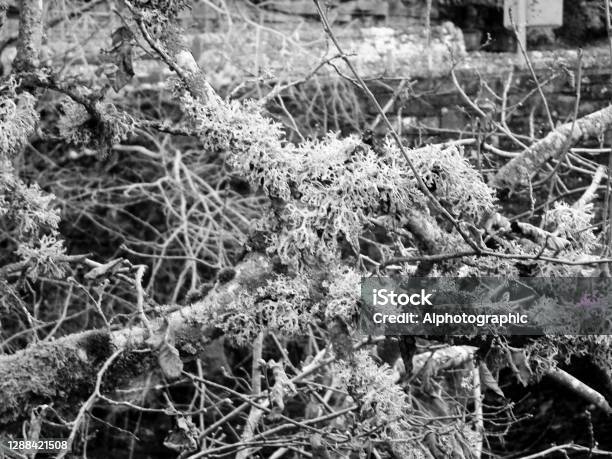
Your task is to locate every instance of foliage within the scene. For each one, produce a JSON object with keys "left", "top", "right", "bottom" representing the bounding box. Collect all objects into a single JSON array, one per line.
[
  {"left": 544, "top": 201, "right": 597, "bottom": 252},
  {"left": 0, "top": 161, "right": 60, "bottom": 238},
  {"left": 16, "top": 234, "right": 67, "bottom": 279},
  {"left": 385, "top": 140, "right": 497, "bottom": 221},
  {"left": 321, "top": 264, "right": 361, "bottom": 321},
  {"left": 0, "top": 92, "right": 38, "bottom": 160},
  {"left": 334, "top": 351, "right": 413, "bottom": 440},
  {"left": 57, "top": 97, "right": 135, "bottom": 153},
  {"left": 202, "top": 272, "right": 317, "bottom": 345}
]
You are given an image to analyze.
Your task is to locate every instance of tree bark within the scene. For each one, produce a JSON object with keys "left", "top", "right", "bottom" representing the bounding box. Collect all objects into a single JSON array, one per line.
[
  {"left": 13, "top": 0, "right": 43, "bottom": 71},
  {"left": 404, "top": 209, "right": 454, "bottom": 276},
  {"left": 491, "top": 105, "right": 612, "bottom": 190},
  {"left": 547, "top": 368, "right": 612, "bottom": 414}
]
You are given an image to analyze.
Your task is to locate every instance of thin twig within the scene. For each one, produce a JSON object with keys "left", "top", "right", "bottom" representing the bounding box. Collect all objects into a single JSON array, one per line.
[
  {"left": 58, "top": 349, "right": 124, "bottom": 458},
  {"left": 511, "top": 11, "right": 555, "bottom": 131},
  {"left": 235, "top": 331, "right": 264, "bottom": 459}
]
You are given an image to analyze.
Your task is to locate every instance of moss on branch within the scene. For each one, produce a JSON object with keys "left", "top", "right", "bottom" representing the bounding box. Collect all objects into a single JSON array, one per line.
[
  {"left": 0, "top": 253, "right": 273, "bottom": 425},
  {"left": 0, "top": 330, "right": 113, "bottom": 424}
]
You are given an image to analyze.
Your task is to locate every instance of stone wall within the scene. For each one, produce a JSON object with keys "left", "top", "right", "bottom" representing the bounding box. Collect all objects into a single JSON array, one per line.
[{"left": 187, "top": 0, "right": 607, "bottom": 52}]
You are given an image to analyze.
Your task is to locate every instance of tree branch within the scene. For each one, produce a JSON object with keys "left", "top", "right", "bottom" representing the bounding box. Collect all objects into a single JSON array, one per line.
[
  {"left": 0, "top": 253, "right": 272, "bottom": 425},
  {"left": 492, "top": 105, "right": 612, "bottom": 190},
  {"left": 236, "top": 331, "right": 265, "bottom": 459},
  {"left": 403, "top": 210, "right": 453, "bottom": 276},
  {"left": 0, "top": 1, "right": 7, "bottom": 32},
  {"left": 547, "top": 368, "right": 612, "bottom": 414},
  {"left": 517, "top": 443, "right": 612, "bottom": 459},
  {"left": 13, "top": 0, "right": 43, "bottom": 71},
  {"left": 574, "top": 165, "right": 606, "bottom": 210}
]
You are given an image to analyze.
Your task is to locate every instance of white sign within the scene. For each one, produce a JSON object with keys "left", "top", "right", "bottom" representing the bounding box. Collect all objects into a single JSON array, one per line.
[{"left": 503, "top": 0, "right": 563, "bottom": 29}]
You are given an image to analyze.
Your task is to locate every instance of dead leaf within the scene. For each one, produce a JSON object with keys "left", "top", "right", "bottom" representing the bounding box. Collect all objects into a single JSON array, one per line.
[
  {"left": 479, "top": 362, "right": 504, "bottom": 397},
  {"left": 421, "top": 357, "right": 439, "bottom": 393},
  {"left": 146, "top": 318, "right": 169, "bottom": 349},
  {"left": 269, "top": 359, "right": 297, "bottom": 413},
  {"left": 514, "top": 222, "right": 570, "bottom": 251},
  {"left": 163, "top": 416, "right": 199, "bottom": 452},
  {"left": 329, "top": 317, "right": 353, "bottom": 361},
  {"left": 84, "top": 258, "right": 124, "bottom": 280},
  {"left": 507, "top": 347, "right": 533, "bottom": 386},
  {"left": 102, "top": 26, "right": 135, "bottom": 91},
  {"left": 159, "top": 341, "right": 183, "bottom": 380},
  {"left": 27, "top": 409, "right": 42, "bottom": 443}
]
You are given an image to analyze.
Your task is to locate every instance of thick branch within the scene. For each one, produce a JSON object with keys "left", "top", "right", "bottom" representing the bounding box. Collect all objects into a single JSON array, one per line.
[
  {"left": 0, "top": 253, "right": 272, "bottom": 425},
  {"left": 0, "top": 1, "right": 7, "bottom": 32},
  {"left": 574, "top": 165, "right": 606, "bottom": 210},
  {"left": 404, "top": 210, "right": 452, "bottom": 276},
  {"left": 13, "top": 0, "right": 43, "bottom": 71},
  {"left": 547, "top": 368, "right": 612, "bottom": 414},
  {"left": 492, "top": 105, "right": 612, "bottom": 190},
  {"left": 403, "top": 348, "right": 612, "bottom": 415}
]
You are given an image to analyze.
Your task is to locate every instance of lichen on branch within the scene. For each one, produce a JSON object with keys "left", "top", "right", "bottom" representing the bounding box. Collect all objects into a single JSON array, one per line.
[
  {"left": 181, "top": 93, "right": 495, "bottom": 268},
  {"left": 0, "top": 92, "right": 38, "bottom": 160}
]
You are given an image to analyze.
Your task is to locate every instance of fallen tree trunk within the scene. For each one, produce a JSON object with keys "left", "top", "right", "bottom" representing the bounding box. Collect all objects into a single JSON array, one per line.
[
  {"left": 491, "top": 104, "right": 612, "bottom": 190},
  {"left": 0, "top": 253, "right": 272, "bottom": 425}
]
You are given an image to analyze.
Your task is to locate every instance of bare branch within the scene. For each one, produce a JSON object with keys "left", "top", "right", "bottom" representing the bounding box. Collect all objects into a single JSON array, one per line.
[
  {"left": 574, "top": 165, "right": 606, "bottom": 210},
  {"left": 493, "top": 104, "right": 612, "bottom": 190},
  {"left": 547, "top": 368, "right": 612, "bottom": 414}
]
